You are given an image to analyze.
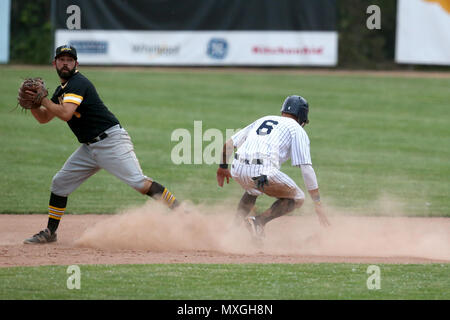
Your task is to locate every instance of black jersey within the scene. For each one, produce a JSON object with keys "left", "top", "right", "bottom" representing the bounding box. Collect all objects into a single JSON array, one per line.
[{"left": 51, "top": 71, "right": 120, "bottom": 143}]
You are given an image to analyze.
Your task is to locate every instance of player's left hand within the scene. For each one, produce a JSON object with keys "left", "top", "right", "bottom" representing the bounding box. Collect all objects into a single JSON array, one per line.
[
  {"left": 314, "top": 202, "right": 331, "bottom": 227},
  {"left": 17, "top": 77, "right": 48, "bottom": 109},
  {"left": 217, "top": 167, "right": 232, "bottom": 187}
]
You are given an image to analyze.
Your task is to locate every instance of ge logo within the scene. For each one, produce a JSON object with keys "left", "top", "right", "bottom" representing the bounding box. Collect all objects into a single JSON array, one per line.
[{"left": 207, "top": 38, "right": 228, "bottom": 60}]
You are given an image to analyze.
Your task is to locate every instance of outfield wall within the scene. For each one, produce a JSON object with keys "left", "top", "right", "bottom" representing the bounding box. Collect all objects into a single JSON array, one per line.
[{"left": 51, "top": 0, "right": 337, "bottom": 66}]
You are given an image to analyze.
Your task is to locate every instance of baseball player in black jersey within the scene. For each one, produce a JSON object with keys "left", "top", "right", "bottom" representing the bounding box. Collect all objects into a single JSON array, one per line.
[{"left": 24, "top": 45, "right": 180, "bottom": 244}]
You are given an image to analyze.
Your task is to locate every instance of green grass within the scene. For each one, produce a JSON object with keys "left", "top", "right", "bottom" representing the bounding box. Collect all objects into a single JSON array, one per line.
[
  {"left": 1, "top": 67, "right": 449, "bottom": 301},
  {"left": 0, "top": 263, "right": 448, "bottom": 300},
  {"left": 0, "top": 66, "right": 448, "bottom": 216}
]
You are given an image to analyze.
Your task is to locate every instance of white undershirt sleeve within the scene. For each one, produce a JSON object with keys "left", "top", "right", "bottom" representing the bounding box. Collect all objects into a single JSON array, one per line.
[
  {"left": 300, "top": 164, "right": 319, "bottom": 190},
  {"left": 291, "top": 126, "right": 312, "bottom": 166}
]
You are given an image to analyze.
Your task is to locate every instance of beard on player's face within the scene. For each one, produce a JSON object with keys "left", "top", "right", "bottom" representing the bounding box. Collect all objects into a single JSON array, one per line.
[{"left": 56, "top": 64, "right": 76, "bottom": 80}]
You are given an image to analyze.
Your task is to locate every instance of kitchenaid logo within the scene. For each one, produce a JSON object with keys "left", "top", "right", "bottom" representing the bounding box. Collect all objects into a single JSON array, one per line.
[
  {"left": 132, "top": 44, "right": 180, "bottom": 56},
  {"left": 252, "top": 46, "right": 324, "bottom": 55}
]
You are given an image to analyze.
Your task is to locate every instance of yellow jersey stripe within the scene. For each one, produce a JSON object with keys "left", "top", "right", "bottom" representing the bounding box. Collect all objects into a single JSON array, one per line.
[
  {"left": 65, "top": 93, "right": 83, "bottom": 100},
  {"left": 63, "top": 98, "right": 82, "bottom": 105}
]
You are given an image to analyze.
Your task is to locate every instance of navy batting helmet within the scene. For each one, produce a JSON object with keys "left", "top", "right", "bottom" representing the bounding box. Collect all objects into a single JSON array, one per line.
[{"left": 280, "top": 95, "right": 309, "bottom": 125}]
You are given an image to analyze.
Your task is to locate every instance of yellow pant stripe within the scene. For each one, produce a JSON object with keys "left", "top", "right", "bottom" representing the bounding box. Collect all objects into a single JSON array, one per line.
[
  {"left": 157, "top": 188, "right": 176, "bottom": 207},
  {"left": 49, "top": 205, "right": 65, "bottom": 212},
  {"left": 48, "top": 205, "right": 65, "bottom": 220},
  {"left": 168, "top": 196, "right": 177, "bottom": 206},
  {"left": 48, "top": 213, "right": 62, "bottom": 220},
  {"left": 49, "top": 210, "right": 64, "bottom": 216}
]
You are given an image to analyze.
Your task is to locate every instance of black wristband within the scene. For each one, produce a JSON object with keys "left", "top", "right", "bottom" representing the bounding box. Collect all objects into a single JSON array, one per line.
[{"left": 219, "top": 164, "right": 229, "bottom": 169}]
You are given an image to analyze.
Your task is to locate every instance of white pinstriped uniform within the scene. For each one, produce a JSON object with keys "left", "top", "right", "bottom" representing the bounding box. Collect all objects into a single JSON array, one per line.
[{"left": 230, "top": 115, "right": 311, "bottom": 200}]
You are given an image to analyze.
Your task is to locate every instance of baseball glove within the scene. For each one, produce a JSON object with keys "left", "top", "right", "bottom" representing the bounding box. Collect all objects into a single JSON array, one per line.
[{"left": 17, "top": 78, "right": 48, "bottom": 110}]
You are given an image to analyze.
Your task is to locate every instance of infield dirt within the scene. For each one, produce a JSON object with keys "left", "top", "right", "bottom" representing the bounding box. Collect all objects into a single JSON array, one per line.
[{"left": 0, "top": 202, "right": 449, "bottom": 267}]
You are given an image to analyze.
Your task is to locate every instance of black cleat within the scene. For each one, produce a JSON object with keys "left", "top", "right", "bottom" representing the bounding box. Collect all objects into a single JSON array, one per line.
[{"left": 23, "top": 228, "right": 57, "bottom": 244}]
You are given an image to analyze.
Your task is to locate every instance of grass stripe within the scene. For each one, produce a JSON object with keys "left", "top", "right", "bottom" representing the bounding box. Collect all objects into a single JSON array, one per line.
[{"left": 0, "top": 263, "right": 448, "bottom": 300}]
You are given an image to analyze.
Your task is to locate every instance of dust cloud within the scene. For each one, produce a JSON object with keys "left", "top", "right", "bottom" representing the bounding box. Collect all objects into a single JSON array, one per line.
[{"left": 75, "top": 198, "right": 450, "bottom": 261}]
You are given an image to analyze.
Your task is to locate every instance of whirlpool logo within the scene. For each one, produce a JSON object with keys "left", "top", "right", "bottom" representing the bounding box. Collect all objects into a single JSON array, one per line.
[{"left": 206, "top": 38, "right": 228, "bottom": 60}]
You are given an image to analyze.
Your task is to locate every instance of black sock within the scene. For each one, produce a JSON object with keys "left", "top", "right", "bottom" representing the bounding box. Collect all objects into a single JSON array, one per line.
[
  {"left": 47, "top": 193, "right": 68, "bottom": 234},
  {"left": 146, "top": 181, "right": 180, "bottom": 209}
]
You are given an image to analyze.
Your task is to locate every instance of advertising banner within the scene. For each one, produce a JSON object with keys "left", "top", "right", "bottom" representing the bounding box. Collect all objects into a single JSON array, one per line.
[
  {"left": 0, "top": 0, "right": 10, "bottom": 63},
  {"left": 55, "top": 30, "right": 337, "bottom": 66},
  {"left": 52, "top": 0, "right": 337, "bottom": 66},
  {"left": 396, "top": 0, "right": 450, "bottom": 65}
]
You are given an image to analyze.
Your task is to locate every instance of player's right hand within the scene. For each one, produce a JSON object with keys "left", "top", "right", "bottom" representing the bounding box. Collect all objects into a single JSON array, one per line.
[
  {"left": 216, "top": 167, "right": 232, "bottom": 187},
  {"left": 314, "top": 202, "right": 331, "bottom": 227}
]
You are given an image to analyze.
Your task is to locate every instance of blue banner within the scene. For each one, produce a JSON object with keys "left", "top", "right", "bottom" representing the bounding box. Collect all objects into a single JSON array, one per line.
[{"left": 0, "top": 0, "right": 11, "bottom": 63}]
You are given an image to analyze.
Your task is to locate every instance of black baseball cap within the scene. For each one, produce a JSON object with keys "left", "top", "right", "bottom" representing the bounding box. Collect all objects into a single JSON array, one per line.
[{"left": 55, "top": 45, "right": 77, "bottom": 60}]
